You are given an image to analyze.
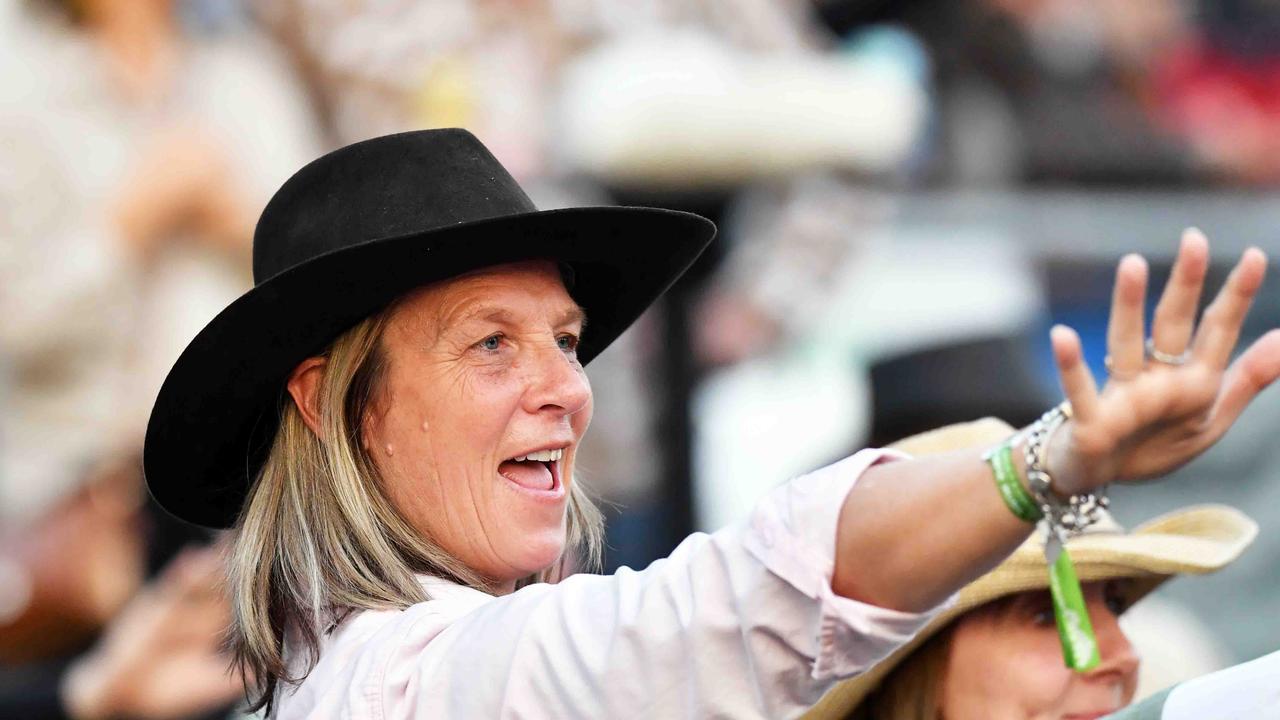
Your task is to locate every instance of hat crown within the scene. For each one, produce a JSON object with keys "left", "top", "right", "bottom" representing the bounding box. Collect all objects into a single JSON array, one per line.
[{"left": 252, "top": 128, "right": 536, "bottom": 284}]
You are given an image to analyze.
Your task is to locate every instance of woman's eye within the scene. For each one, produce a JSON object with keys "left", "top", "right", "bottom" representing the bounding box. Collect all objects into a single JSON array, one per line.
[
  {"left": 1104, "top": 585, "right": 1127, "bottom": 616},
  {"left": 557, "top": 334, "right": 579, "bottom": 352},
  {"left": 478, "top": 334, "right": 503, "bottom": 351},
  {"left": 1022, "top": 594, "right": 1056, "bottom": 627}
]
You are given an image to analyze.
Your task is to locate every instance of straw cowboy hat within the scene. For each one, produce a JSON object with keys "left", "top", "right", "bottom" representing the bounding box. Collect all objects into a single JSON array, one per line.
[
  {"left": 144, "top": 129, "right": 715, "bottom": 529},
  {"left": 802, "top": 418, "right": 1258, "bottom": 719}
]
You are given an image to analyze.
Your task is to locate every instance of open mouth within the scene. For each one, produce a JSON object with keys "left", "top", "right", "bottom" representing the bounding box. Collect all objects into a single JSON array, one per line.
[{"left": 497, "top": 448, "right": 563, "bottom": 492}]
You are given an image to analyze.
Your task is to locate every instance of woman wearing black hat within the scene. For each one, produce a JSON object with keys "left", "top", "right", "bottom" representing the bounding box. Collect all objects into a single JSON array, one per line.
[{"left": 144, "top": 129, "right": 1280, "bottom": 718}]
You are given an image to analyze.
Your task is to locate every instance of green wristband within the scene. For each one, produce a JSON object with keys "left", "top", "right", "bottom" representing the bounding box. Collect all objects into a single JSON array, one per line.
[{"left": 984, "top": 443, "right": 1043, "bottom": 523}]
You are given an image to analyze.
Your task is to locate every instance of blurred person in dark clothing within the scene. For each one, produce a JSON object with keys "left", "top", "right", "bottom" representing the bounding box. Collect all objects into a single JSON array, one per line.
[
  {"left": 1150, "top": 0, "right": 1280, "bottom": 184},
  {"left": 825, "top": 0, "right": 1280, "bottom": 187},
  {"left": 929, "top": 0, "right": 1195, "bottom": 186},
  {"left": 823, "top": 0, "right": 1201, "bottom": 186}
]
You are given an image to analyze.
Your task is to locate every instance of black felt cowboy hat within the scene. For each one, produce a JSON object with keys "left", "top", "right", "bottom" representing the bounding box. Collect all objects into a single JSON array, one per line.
[{"left": 144, "top": 128, "right": 715, "bottom": 528}]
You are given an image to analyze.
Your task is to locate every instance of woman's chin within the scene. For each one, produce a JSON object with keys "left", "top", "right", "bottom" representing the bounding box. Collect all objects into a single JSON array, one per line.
[{"left": 501, "top": 531, "right": 568, "bottom": 580}]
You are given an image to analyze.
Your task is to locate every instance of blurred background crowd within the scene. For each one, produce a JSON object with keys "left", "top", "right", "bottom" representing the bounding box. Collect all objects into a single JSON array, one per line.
[{"left": 0, "top": 0, "right": 1277, "bottom": 717}]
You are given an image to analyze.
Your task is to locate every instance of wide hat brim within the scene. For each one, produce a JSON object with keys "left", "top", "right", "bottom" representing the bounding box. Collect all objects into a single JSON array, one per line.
[
  {"left": 801, "top": 419, "right": 1258, "bottom": 719},
  {"left": 144, "top": 205, "right": 714, "bottom": 528}
]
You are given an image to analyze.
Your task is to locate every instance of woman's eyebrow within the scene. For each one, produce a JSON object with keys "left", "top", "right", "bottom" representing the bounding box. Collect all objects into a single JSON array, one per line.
[
  {"left": 444, "top": 304, "right": 587, "bottom": 330},
  {"left": 559, "top": 306, "right": 587, "bottom": 329}
]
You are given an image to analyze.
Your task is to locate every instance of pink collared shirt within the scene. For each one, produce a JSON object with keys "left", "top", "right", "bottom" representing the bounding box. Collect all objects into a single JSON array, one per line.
[{"left": 274, "top": 449, "right": 950, "bottom": 719}]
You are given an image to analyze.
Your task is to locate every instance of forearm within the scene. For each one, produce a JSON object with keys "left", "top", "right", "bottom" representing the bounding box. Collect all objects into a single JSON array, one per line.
[
  {"left": 832, "top": 445, "right": 1034, "bottom": 612},
  {"left": 831, "top": 235, "right": 1280, "bottom": 613}
]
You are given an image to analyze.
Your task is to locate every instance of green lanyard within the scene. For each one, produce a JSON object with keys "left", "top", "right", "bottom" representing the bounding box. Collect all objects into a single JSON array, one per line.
[
  {"left": 1046, "top": 533, "right": 1100, "bottom": 670},
  {"left": 987, "top": 443, "right": 1100, "bottom": 670}
]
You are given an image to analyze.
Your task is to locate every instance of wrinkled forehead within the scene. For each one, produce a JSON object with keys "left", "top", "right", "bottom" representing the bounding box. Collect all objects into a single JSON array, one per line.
[{"left": 386, "top": 260, "right": 584, "bottom": 338}]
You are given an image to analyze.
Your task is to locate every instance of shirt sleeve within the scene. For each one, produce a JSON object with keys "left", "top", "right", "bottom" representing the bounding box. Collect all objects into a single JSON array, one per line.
[{"left": 361, "top": 449, "right": 951, "bottom": 719}]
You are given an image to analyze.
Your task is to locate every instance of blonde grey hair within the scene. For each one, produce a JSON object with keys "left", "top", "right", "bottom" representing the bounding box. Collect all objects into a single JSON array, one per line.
[{"left": 228, "top": 307, "right": 604, "bottom": 712}]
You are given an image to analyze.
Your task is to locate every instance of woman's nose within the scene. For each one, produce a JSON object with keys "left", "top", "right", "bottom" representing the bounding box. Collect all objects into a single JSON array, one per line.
[
  {"left": 522, "top": 340, "right": 591, "bottom": 417},
  {"left": 1085, "top": 607, "right": 1140, "bottom": 683}
]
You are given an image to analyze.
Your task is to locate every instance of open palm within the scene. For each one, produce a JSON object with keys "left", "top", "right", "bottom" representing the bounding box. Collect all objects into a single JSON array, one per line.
[
  {"left": 64, "top": 546, "right": 242, "bottom": 720},
  {"left": 1047, "top": 229, "right": 1280, "bottom": 495}
]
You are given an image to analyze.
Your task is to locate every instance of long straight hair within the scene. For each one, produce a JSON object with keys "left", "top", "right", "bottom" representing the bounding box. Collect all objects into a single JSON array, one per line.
[{"left": 227, "top": 308, "right": 604, "bottom": 712}]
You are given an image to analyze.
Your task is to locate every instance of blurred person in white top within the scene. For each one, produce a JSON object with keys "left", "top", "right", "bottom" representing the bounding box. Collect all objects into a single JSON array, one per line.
[{"left": 0, "top": 0, "right": 321, "bottom": 717}]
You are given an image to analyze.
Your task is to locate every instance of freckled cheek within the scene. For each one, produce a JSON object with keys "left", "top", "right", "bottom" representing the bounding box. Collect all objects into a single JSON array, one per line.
[
  {"left": 1028, "top": 632, "right": 1072, "bottom": 671},
  {"left": 1013, "top": 637, "right": 1077, "bottom": 712},
  {"left": 950, "top": 625, "right": 1071, "bottom": 717}
]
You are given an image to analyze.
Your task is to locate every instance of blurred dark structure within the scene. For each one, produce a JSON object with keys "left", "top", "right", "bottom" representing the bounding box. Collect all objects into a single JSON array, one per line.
[
  {"left": 868, "top": 334, "right": 1056, "bottom": 447},
  {"left": 604, "top": 188, "right": 732, "bottom": 567}
]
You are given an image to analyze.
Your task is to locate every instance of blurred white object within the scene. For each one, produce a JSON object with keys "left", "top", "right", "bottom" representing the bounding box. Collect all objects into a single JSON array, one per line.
[
  {"left": 820, "top": 226, "right": 1045, "bottom": 361},
  {"left": 1161, "top": 649, "right": 1280, "bottom": 720},
  {"left": 261, "top": 0, "right": 830, "bottom": 159},
  {"left": 1121, "top": 594, "right": 1234, "bottom": 701},
  {"left": 693, "top": 352, "right": 869, "bottom": 532},
  {"left": 557, "top": 30, "right": 928, "bottom": 187}
]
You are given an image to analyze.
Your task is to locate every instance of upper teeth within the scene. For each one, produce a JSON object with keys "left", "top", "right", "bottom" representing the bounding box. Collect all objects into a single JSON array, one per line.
[{"left": 514, "top": 448, "right": 563, "bottom": 463}]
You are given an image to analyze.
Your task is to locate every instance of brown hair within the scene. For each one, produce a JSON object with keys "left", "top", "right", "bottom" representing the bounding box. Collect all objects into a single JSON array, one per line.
[
  {"left": 853, "top": 625, "right": 955, "bottom": 720},
  {"left": 852, "top": 589, "right": 1073, "bottom": 720}
]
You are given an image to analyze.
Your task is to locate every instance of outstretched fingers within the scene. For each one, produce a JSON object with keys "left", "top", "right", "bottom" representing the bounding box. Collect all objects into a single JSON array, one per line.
[
  {"left": 1106, "top": 254, "right": 1149, "bottom": 378},
  {"left": 1052, "top": 324, "right": 1100, "bottom": 422},
  {"left": 1150, "top": 229, "right": 1209, "bottom": 359},
  {"left": 1206, "top": 329, "right": 1280, "bottom": 441},
  {"left": 1193, "top": 247, "right": 1268, "bottom": 370}
]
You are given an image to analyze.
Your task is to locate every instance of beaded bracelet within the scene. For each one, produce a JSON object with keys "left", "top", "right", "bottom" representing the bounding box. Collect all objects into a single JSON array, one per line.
[{"left": 1022, "top": 402, "right": 1110, "bottom": 541}]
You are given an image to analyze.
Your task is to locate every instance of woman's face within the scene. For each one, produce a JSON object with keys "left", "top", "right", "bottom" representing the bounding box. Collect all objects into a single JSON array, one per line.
[
  {"left": 940, "top": 581, "right": 1140, "bottom": 720},
  {"left": 363, "top": 261, "right": 592, "bottom": 591}
]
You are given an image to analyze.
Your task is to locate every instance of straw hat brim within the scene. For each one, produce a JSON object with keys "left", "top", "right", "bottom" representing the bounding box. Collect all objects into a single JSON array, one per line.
[{"left": 801, "top": 419, "right": 1258, "bottom": 719}]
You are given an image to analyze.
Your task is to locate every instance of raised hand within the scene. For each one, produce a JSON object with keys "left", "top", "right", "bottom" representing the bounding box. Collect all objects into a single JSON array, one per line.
[
  {"left": 62, "top": 545, "right": 243, "bottom": 720},
  {"left": 1047, "top": 228, "right": 1280, "bottom": 495}
]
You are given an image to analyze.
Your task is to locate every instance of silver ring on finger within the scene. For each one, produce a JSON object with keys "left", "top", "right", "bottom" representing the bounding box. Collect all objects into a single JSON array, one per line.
[
  {"left": 1103, "top": 354, "right": 1141, "bottom": 380},
  {"left": 1145, "top": 337, "right": 1191, "bottom": 366}
]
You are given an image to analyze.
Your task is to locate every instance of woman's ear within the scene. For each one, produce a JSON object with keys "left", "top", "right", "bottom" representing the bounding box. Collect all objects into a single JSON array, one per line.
[{"left": 286, "top": 357, "right": 327, "bottom": 438}]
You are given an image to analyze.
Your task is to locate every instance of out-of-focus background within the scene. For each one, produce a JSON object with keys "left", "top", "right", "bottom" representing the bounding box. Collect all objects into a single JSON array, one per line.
[{"left": 0, "top": 0, "right": 1276, "bottom": 716}]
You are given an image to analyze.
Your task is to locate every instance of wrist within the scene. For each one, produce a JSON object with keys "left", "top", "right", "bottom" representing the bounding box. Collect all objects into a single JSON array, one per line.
[
  {"left": 986, "top": 430, "right": 1087, "bottom": 519},
  {"left": 1040, "top": 420, "right": 1090, "bottom": 498},
  {"left": 987, "top": 441, "right": 1042, "bottom": 523},
  {"left": 1018, "top": 404, "right": 1112, "bottom": 537}
]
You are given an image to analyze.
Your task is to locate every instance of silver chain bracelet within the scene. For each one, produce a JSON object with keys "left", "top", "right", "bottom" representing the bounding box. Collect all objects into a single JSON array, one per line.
[{"left": 1021, "top": 401, "right": 1109, "bottom": 542}]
